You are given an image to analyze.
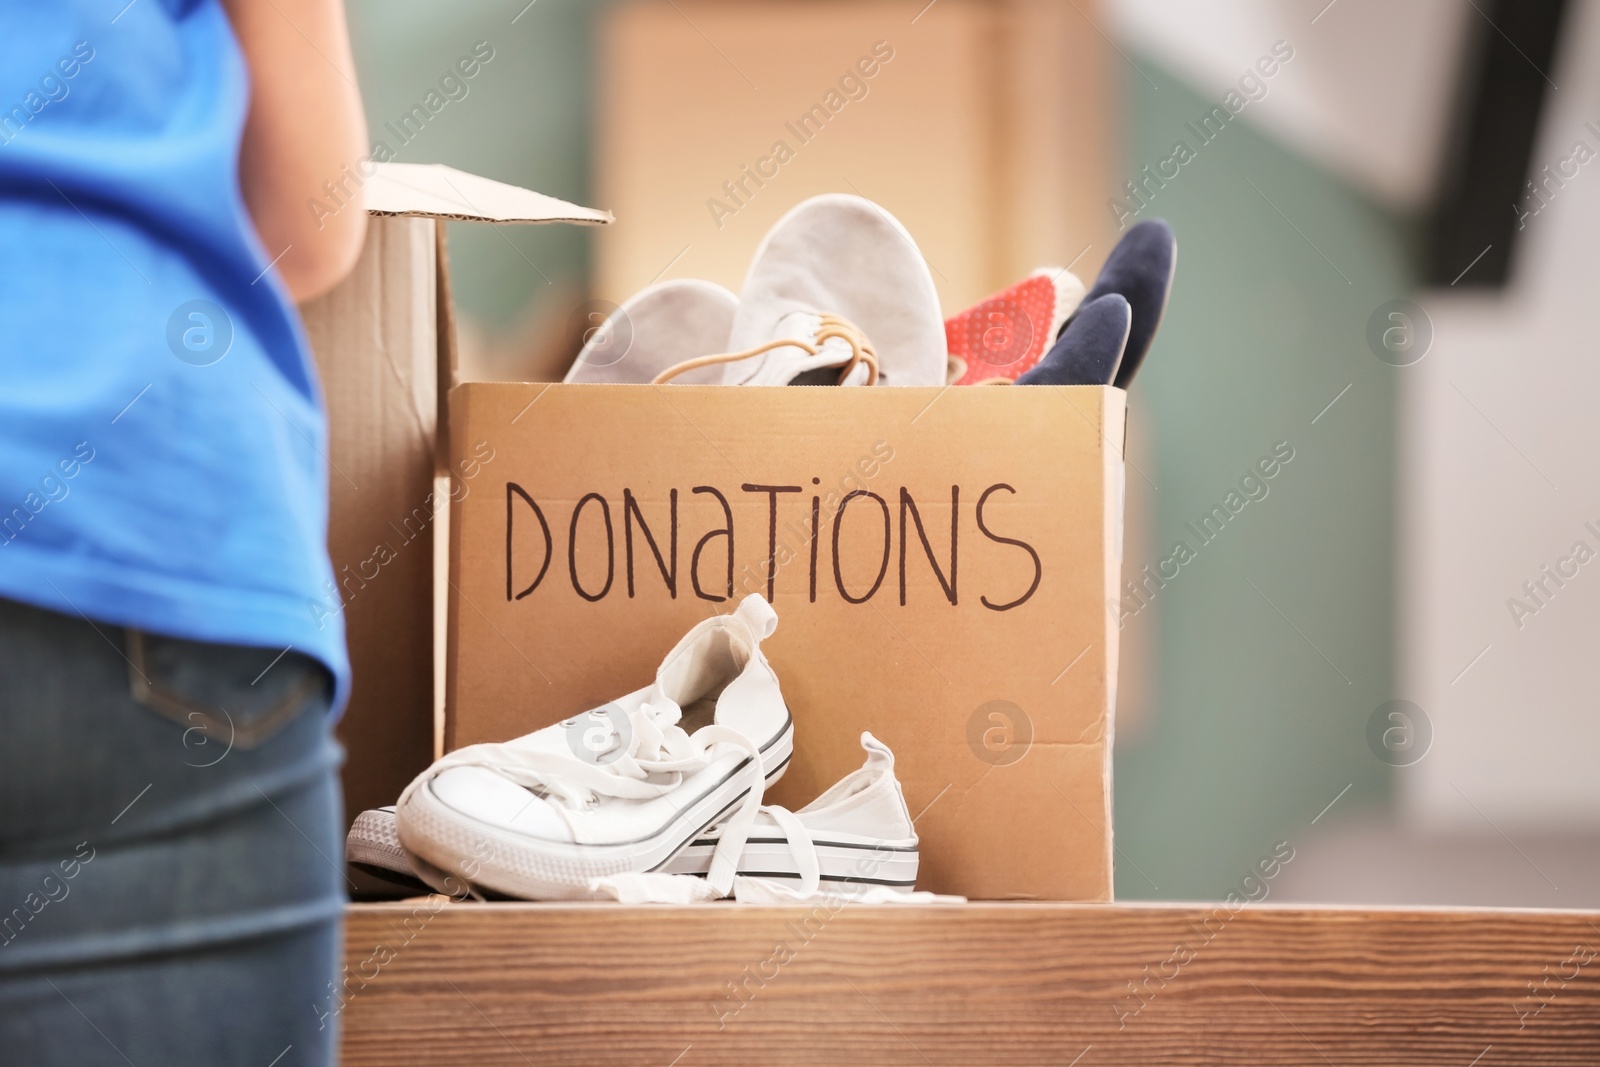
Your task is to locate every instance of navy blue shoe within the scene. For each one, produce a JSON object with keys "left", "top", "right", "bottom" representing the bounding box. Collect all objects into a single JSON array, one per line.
[
  {"left": 1062, "top": 218, "right": 1175, "bottom": 387},
  {"left": 1016, "top": 294, "right": 1130, "bottom": 386}
]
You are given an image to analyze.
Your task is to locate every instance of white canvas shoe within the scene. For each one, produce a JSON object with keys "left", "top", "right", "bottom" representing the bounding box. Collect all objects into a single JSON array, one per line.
[
  {"left": 346, "top": 806, "right": 431, "bottom": 892},
  {"left": 346, "top": 805, "right": 492, "bottom": 899},
  {"left": 346, "top": 805, "right": 404, "bottom": 874},
  {"left": 395, "top": 595, "right": 793, "bottom": 901},
  {"left": 658, "top": 731, "right": 918, "bottom": 894},
  {"left": 715, "top": 194, "right": 946, "bottom": 387},
  {"left": 564, "top": 278, "right": 739, "bottom": 385},
  {"left": 348, "top": 734, "right": 916, "bottom": 901}
]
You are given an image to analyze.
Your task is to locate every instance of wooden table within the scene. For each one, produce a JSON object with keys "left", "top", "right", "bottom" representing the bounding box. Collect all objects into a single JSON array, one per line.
[{"left": 340, "top": 901, "right": 1600, "bottom": 1065}]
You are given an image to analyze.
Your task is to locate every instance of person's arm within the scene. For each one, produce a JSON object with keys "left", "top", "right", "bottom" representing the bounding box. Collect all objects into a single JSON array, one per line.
[{"left": 222, "top": 0, "right": 368, "bottom": 303}]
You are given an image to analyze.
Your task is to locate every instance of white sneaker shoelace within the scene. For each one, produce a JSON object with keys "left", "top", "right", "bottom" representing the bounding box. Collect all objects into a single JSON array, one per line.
[
  {"left": 592, "top": 811, "right": 956, "bottom": 904},
  {"left": 398, "top": 694, "right": 767, "bottom": 897},
  {"left": 591, "top": 802, "right": 818, "bottom": 904}
]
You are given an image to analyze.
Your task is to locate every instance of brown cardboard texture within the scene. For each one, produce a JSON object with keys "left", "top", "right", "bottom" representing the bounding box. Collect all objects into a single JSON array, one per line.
[
  {"left": 299, "top": 165, "right": 609, "bottom": 866},
  {"left": 445, "top": 383, "right": 1124, "bottom": 901}
]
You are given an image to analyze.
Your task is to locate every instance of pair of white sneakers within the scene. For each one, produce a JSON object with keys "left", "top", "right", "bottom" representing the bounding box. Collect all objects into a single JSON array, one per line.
[
  {"left": 565, "top": 194, "right": 947, "bottom": 388},
  {"left": 347, "top": 595, "right": 920, "bottom": 902}
]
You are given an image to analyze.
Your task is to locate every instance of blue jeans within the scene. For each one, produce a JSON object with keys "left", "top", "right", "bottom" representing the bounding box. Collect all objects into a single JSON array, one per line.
[{"left": 0, "top": 597, "right": 345, "bottom": 1065}]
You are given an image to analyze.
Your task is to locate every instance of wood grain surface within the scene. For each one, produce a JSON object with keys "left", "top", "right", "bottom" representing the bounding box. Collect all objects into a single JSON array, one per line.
[{"left": 340, "top": 901, "right": 1600, "bottom": 1065}]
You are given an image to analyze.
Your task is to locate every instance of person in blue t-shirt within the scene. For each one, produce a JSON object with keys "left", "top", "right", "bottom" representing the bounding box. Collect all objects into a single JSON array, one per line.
[{"left": 0, "top": 1, "right": 368, "bottom": 1062}]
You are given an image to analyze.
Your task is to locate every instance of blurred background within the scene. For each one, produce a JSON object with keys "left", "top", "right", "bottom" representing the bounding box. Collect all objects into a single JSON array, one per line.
[{"left": 345, "top": 0, "right": 1599, "bottom": 906}]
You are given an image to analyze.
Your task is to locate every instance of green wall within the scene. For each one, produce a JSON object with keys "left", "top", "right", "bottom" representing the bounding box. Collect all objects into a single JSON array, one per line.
[
  {"left": 1111, "top": 60, "right": 1406, "bottom": 899},
  {"left": 346, "top": 0, "right": 597, "bottom": 333}
]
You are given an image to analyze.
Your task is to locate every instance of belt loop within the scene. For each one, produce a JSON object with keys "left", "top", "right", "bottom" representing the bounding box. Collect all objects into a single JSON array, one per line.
[{"left": 125, "top": 627, "right": 155, "bottom": 705}]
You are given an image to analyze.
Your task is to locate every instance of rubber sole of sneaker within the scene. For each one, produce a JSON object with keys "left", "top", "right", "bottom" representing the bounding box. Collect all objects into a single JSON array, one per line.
[
  {"left": 347, "top": 807, "right": 434, "bottom": 894},
  {"left": 396, "top": 715, "right": 794, "bottom": 901},
  {"left": 660, "top": 831, "right": 919, "bottom": 891},
  {"left": 347, "top": 807, "right": 407, "bottom": 870},
  {"left": 347, "top": 753, "right": 803, "bottom": 897}
]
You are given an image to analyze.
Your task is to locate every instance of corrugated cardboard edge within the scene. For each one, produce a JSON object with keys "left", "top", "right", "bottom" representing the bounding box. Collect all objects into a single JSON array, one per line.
[
  {"left": 1102, "top": 386, "right": 1128, "bottom": 900},
  {"left": 365, "top": 162, "right": 614, "bottom": 226},
  {"left": 443, "top": 382, "right": 471, "bottom": 754},
  {"left": 434, "top": 220, "right": 458, "bottom": 473}
]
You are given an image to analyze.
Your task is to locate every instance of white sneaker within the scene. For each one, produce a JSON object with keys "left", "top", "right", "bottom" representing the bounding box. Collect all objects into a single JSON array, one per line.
[
  {"left": 717, "top": 194, "right": 947, "bottom": 387},
  {"left": 346, "top": 806, "right": 493, "bottom": 899},
  {"left": 395, "top": 595, "right": 793, "bottom": 900},
  {"left": 564, "top": 278, "right": 739, "bottom": 385},
  {"left": 347, "top": 734, "right": 916, "bottom": 900},
  {"left": 658, "top": 731, "right": 918, "bottom": 894},
  {"left": 345, "top": 809, "right": 409, "bottom": 876}
]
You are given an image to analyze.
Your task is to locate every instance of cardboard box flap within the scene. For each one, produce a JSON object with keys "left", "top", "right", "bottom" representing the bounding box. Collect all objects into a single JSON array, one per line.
[{"left": 365, "top": 162, "right": 613, "bottom": 225}]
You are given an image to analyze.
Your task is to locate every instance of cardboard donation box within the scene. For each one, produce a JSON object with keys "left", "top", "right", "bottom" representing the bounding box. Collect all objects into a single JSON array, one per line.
[
  {"left": 299, "top": 164, "right": 611, "bottom": 846},
  {"left": 445, "top": 383, "right": 1125, "bottom": 901}
]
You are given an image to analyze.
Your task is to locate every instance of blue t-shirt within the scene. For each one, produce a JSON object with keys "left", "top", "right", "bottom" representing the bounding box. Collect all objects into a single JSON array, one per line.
[{"left": 0, "top": 0, "right": 349, "bottom": 709}]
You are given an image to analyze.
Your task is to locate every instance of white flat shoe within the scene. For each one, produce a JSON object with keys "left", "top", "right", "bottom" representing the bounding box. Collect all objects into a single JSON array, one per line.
[
  {"left": 564, "top": 278, "right": 738, "bottom": 384},
  {"left": 718, "top": 194, "right": 946, "bottom": 387},
  {"left": 395, "top": 595, "right": 793, "bottom": 900}
]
